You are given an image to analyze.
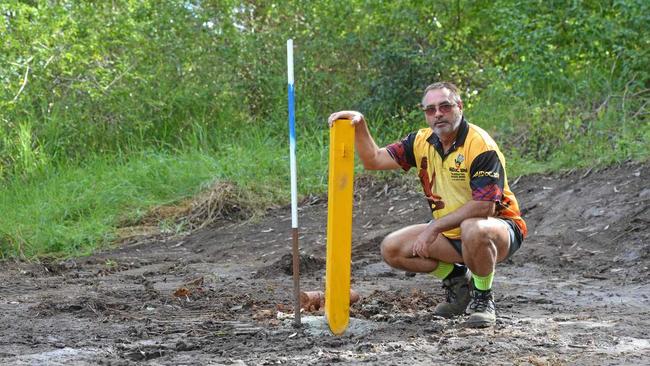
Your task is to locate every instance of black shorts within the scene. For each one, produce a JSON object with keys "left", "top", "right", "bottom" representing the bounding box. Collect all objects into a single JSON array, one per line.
[{"left": 447, "top": 218, "right": 523, "bottom": 260}]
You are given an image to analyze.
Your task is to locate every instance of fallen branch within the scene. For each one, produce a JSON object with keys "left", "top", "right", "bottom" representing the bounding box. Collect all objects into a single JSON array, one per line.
[
  {"left": 103, "top": 64, "right": 135, "bottom": 93},
  {"left": 631, "top": 100, "right": 648, "bottom": 120},
  {"left": 11, "top": 64, "right": 31, "bottom": 103}
]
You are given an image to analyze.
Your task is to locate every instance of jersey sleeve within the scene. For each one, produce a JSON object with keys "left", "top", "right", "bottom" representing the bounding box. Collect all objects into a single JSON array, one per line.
[
  {"left": 469, "top": 150, "right": 505, "bottom": 201},
  {"left": 385, "top": 132, "right": 417, "bottom": 171}
]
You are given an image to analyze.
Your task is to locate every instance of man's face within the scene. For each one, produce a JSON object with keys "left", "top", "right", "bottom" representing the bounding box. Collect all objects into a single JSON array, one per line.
[{"left": 422, "top": 88, "right": 463, "bottom": 138}]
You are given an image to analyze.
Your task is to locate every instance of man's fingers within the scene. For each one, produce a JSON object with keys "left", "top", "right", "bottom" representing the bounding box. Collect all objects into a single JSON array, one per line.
[
  {"left": 413, "top": 241, "right": 426, "bottom": 258},
  {"left": 327, "top": 113, "right": 345, "bottom": 127},
  {"left": 417, "top": 247, "right": 426, "bottom": 258},
  {"left": 351, "top": 113, "right": 364, "bottom": 125},
  {"left": 413, "top": 239, "right": 430, "bottom": 258},
  {"left": 327, "top": 113, "right": 340, "bottom": 128},
  {"left": 327, "top": 111, "right": 364, "bottom": 128}
]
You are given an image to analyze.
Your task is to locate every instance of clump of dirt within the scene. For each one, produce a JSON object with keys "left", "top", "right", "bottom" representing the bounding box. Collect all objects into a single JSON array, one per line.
[
  {"left": 38, "top": 259, "right": 79, "bottom": 275},
  {"left": 30, "top": 296, "right": 131, "bottom": 318},
  {"left": 254, "top": 253, "right": 326, "bottom": 278}
]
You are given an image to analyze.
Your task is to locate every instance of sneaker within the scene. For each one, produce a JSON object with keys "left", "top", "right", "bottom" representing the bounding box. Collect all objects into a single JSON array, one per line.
[
  {"left": 433, "top": 270, "right": 472, "bottom": 318},
  {"left": 465, "top": 289, "right": 496, "bottom": 328}
]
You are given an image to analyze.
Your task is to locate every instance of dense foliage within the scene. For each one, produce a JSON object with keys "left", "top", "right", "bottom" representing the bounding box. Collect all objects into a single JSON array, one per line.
[
  {"left": 2, "top": 0, "right": 648, "bottom": 178},
  {"left": 1, "top": 0, "right": 648, "bottom": 257}
]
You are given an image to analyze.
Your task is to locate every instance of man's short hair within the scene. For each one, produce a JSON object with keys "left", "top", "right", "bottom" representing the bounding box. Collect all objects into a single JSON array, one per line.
[{"left": 422, "top": 82, "right": 462, "bottom": 105}]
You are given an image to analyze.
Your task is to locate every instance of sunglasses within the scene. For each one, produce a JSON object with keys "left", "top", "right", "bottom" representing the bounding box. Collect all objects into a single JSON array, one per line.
[{"left": 421, "top": 102, "right": 456, "bottom": 115}]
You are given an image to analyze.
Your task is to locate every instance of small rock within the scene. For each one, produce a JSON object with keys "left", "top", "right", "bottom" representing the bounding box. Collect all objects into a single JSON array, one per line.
[{"left": 583, "top": 207, "right": 604, "bottom": 218}]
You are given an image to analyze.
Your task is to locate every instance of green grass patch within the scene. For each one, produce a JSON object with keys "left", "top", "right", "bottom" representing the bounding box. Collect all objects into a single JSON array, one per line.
[
  {"left": 1, "top": 150, "right": 217, "bottom": 258},
  {"left": 0, "top": 123, "right": 341, "bottom": 259}
]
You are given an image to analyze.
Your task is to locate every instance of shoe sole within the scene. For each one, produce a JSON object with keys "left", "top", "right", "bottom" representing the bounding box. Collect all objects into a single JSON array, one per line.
[
  {"left": 465, "top": 319, "right": 495, "bottom": 328},
  {"left": 433, "top": 311, "right": 465, "bottom": 319}
]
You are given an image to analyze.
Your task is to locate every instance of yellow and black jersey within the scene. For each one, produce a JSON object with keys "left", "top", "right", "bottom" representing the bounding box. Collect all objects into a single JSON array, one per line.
[{"left": 386, "top": 118, "right": 527, "bottom": 240}]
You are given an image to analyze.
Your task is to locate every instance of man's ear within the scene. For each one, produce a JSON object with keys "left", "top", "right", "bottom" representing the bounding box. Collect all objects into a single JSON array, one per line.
[{"left": 457, "top": 100, "right": 463, "bottom": 111}]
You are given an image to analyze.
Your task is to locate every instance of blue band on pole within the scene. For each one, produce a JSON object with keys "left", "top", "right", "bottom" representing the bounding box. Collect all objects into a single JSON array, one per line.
[{"left": 288, "top": 84, "right": 296, "bottom": 147}]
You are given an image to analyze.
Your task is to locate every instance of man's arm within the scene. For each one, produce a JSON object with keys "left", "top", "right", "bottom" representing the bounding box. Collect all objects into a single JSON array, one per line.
[
  {"left": 430, "top": 200, "right": 495, "bottom": 234},
  {"left": 328, "top": 111, "right": 400, "bottom": 170}
]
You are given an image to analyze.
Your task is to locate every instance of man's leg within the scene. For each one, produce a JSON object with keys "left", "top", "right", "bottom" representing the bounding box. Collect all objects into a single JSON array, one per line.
[
  {"left": 460, "top": 217, "right": 512, "bottom": 327},
  {"left": 380, "top": 224, "right": 471, "bottom": 317},
  {"left": 380, "top": 224, "right": 463, "bottom": 273}
]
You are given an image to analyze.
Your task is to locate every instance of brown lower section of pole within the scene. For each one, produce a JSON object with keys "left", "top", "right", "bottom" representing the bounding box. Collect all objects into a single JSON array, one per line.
[{"left": 291, "top": 228, "right": 301, "bottom": 327}]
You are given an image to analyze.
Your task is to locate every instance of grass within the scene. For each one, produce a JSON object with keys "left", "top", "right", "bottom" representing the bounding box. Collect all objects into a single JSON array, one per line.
[
  {"left": 1, "top": 150, "right": 218, "bottom": 258},
  {"left": 0, "top": 123, "right": 337, "bottom": 259}
]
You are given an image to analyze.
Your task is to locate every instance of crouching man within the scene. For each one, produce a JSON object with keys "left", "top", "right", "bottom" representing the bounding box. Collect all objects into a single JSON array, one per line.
[{"left": 328, "top": 82, "right": 526, "bottom": 328}]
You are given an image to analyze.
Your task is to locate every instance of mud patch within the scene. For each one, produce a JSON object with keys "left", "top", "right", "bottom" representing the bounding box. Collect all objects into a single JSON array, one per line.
[
  {"left": 1, "top": 162, "right": 649, "bottom": 365},
  {"left": 31, "top": 296, "right": 131, "bottom": 318}
]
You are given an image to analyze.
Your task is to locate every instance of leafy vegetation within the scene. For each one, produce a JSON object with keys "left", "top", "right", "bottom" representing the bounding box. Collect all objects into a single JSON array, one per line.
[{"left": 1, "top": 0, "right": 648, "bottom": 258}]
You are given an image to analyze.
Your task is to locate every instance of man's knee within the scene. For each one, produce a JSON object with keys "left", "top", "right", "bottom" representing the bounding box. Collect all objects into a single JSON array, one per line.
[
  {"left": 460, "top": 218, "right": 493, "bottom": 249},
  {"left": 380, "top": 233, "right": 402, "bottom": 266}
]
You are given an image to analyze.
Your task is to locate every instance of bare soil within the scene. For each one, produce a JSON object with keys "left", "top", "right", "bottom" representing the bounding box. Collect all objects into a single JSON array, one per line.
[{"left": 1, "top": 162, "right": 649, "bottom": 365}]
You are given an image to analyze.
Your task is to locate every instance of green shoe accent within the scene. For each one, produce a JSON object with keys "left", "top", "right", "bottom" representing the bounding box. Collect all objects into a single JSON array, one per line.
[
  {"left": 471, "top": 272, "right": 494, "bottom": 291},
  {"left": 431, "top": 261, "right": 454, "bottom": 280}
]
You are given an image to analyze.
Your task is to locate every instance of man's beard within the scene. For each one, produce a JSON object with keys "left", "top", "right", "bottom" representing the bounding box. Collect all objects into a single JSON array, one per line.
[{"left": 432, "top": 115, "right": 460, "bottom": 136}]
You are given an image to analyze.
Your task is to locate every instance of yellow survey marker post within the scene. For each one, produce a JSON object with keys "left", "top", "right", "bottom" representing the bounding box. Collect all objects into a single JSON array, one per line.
[{"left": 325, "top": 119, "right": 355, "bottom": 335}]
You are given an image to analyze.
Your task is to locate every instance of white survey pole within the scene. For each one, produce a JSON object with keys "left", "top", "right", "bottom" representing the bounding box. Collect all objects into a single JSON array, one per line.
[
  {"left": 287, "top": 39, "right": 301, "bottom": 327},
  {"left": 287, "top": 40, "right": 298, "bottom": 229}
]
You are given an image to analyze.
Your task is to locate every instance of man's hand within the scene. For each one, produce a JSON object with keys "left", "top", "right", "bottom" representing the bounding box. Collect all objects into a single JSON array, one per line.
[
  {"left": 327, "top": 111, "right": 365, "bottom": 128},
  {"left": 326, "top": 110, "right": 400, "bottom": 170},
  {"left": 412, "top": 225, "right": 439, "bottom": 258}
]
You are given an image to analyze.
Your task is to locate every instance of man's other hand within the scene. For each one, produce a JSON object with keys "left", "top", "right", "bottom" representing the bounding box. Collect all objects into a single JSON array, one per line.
[
  {"left": 327, "top": 111, "right": 365, "bottom": 128},
  {"left": 412, "top": 229, "right": 438, "bottom": 258}
]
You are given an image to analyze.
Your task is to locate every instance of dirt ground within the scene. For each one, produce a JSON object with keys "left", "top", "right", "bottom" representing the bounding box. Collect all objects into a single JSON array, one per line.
[{"left": 1, "top": 161, "right": 649, "bottom": 365}]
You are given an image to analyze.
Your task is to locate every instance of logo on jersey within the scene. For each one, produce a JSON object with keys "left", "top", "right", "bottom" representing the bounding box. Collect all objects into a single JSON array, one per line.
[
  {"left": 472, "top": 170, "right": 499, "bottom": 179},
  {"left": 454, "top": 154, "right": 465, "bottom": 170},
  {"left": 448, "top": 153, "right": 467, "bottom": 181}
]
